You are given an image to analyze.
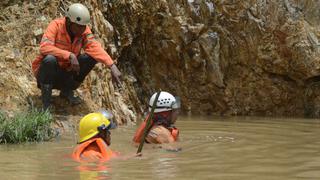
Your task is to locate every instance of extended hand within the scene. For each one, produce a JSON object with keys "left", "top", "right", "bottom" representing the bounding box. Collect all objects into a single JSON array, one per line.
[
  {"left": 69, "top": 53, "right": 80, "bottom": 74},
  {"left": 110, "top": 64, "right": 122, "bottom": 88}
]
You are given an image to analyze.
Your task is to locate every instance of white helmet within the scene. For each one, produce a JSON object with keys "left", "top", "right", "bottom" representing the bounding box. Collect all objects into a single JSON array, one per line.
[
  {"left": 149, "top": 91, "right": 181, "bottom": 113},
  {"left": 66, "top": 3, "right": 90, "bottom": 26}
]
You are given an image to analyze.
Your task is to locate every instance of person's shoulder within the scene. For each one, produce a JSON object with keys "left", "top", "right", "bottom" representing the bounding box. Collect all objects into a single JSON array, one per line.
[
  {"left": 148, "top": 125, "right": 174, "bottom": 143},
  {"left": 50, "top": 17, "right": 65, "bottom": 24},
  {"left": 151, "top": 125, "right": 171, "bottom": 135},
  {"left": 47, "top": 17, "right": 65, "bottom": 28}
]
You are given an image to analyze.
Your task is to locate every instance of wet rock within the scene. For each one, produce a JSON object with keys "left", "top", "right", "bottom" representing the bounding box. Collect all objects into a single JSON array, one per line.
[{"left": 112, "top": 0, "right": 320, "bottom": 116}]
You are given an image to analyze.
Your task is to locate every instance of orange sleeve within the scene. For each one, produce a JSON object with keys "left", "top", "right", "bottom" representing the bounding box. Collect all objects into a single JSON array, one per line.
[
  {"left": 39, "top": 20, "right": 71, "bottom": 60},
  {"left": 83, "top": 28, "right": 114, "bottom": 67}
]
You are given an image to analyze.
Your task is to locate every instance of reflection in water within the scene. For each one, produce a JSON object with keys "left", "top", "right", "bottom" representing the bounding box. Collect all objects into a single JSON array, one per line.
[
  {"left": 77, "top": 163, "right": 111, "bottom": 180},
  {"left": 151, "top": 154, "right": 179, "bottom": 179},
  {"left": 0, "top": 116, "right": 319, "bottom": 179}
]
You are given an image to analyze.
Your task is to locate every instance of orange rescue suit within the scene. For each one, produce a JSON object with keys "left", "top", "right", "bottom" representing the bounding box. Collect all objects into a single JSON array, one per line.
[
  {"left": 133, "top": 117, "right": 179, "bottom": 143},
  {"left": 32, "top": 17, "right": 114, "bottom": 76},
  {"left": 72, "top": 138, "right": 114, "bottom": 163}
]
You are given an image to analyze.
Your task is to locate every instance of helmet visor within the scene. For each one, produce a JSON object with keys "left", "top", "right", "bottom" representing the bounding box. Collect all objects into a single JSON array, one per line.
[
  {"left": 171, "top": 96, "right": 181, "bottom": 109},
  {"left": 98, "top": 109, "right": 113, "bottom": 120},
  {"left": 97, "top": 109, "right": 117, "bottom": 129}
]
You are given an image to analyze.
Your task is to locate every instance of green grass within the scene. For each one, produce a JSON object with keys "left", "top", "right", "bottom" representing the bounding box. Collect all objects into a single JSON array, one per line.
[{"left": 0, "top": 110, "right": 56, "bottom": 144}]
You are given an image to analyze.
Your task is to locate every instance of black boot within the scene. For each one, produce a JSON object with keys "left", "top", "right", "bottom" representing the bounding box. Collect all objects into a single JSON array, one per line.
[
  {"left": 60, "top": 89, "right": 81, "bottom": 105},
  {"left": 41, "top": 84, "right": 53, "bottom": 110}
]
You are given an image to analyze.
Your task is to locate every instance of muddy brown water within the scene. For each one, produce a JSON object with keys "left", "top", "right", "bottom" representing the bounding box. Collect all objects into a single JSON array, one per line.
[{"left": 0, "top": 116, "right": 319, "bottom": 180}]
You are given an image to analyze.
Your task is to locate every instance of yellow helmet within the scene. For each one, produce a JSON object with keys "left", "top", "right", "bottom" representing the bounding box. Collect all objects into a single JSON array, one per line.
[{"left": 79, "top": 113, "right": 111, "bottom": 143}]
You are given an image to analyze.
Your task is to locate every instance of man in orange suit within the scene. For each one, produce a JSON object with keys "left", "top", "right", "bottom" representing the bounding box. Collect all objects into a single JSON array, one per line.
[{"left": 32, "top": 3, "right": 121, "bottom": 110}]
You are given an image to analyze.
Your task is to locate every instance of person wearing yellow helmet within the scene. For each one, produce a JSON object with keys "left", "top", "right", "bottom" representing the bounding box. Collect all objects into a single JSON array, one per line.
[{"left": 72, "top": 112, "right": 117, "bottom": 162}]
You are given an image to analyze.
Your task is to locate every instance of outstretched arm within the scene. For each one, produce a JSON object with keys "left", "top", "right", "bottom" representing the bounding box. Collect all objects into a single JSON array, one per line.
[{"left": 83, "top": 28, "right": 113, "bottom": 66}]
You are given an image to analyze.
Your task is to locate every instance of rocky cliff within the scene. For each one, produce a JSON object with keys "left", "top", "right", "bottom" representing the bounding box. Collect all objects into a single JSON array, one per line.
[{"left": 1, "top": 0, "right": 320, "bottom": 121}]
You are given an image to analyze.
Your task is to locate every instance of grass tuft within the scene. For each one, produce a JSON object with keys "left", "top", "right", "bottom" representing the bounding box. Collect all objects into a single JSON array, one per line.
[{"left": 0, "top": 109, "right": 56, "bottom": 144}]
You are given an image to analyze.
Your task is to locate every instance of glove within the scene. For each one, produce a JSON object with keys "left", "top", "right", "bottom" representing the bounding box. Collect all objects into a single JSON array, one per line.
[
  {"left": 110, "top": 64, "right": 122, "bottom": 88},
  {"left": 69, "top": 53, "right": 80, "bottom": 74}
]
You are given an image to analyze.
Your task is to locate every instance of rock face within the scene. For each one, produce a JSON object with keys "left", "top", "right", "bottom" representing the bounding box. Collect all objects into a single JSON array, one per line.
[
  {"left": 1, "top": 0, "right": 320, "bottom": 120},
  {"left": 106, "top": 0, "right": 320, "bottom": 117}
]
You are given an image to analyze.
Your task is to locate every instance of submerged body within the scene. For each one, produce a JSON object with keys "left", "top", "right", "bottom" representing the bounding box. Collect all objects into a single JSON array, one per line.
[
  {"left": 72, "top": 112, "right": 116, "bottom": 162},
  {"left": 146, "top": 125, "right": 179, "bottom": 143},
  {"left": 133, "top": 118, "right": 179, "bottom": 144},
  {"left": 72, "top": 138, "right": 115, "bottom": 163},
  {"left": 133, "top": 91, "right": 181, "bottom": 151}
]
